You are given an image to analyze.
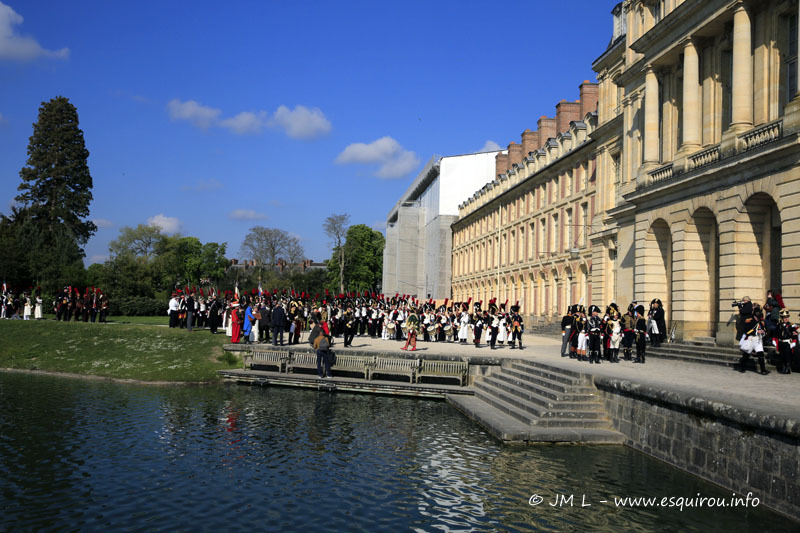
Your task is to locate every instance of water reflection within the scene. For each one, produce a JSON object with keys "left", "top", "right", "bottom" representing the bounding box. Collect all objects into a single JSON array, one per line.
[{"left": 0, "top": 372, "right": 795, "bottom": 532}]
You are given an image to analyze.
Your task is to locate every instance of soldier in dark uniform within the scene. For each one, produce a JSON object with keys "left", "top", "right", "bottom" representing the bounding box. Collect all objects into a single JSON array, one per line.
[
  {"left": 343, "top": 306, "right": 356, "bottom": 347},
  {"left": 473, "top": 306, "right": 484, "bottom": 348},
  {"left": 509, "top": 304, "right": 524, "bottom": 349},
  {"left": 586, "top": 305, "right": 604, "bottom": 364},
  {"left": 776, "top": 308, "right": 797, "bottom": 374},
  {"left": 488, "top": 302, "right": 499, "bottom": 350},
  {"left": 560, "top": 306, "right": 573, "bottom": 357},
  {"left": 634, "top": 305, "right": 647, "bottom": 363}
]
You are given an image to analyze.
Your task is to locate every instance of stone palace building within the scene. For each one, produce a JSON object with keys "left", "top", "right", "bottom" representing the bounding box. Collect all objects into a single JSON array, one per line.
[{"left": 450, "top": 0, "right": 800, "bottom": 343}]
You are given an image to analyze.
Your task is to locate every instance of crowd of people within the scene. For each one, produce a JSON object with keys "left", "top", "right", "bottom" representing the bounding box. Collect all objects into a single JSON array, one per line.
[
  {"left": 557, "top": 299, "right": 666, "bottom": 365},
  {"left": 164, "top": 286, "right": 799, "bottom": 376},
  {"left": 1, "top": 286, "right": 110, "bottom": 322}
]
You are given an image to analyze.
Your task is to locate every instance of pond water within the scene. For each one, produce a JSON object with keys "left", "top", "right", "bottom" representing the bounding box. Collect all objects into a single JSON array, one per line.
[{"left": 0, "top": 372, "right": 795, "bottom": 532}]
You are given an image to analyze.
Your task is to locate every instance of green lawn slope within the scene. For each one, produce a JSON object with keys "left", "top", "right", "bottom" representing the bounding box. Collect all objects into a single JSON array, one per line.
[{"left": 0, "top": 320, "right": 238, "bottom": 382}]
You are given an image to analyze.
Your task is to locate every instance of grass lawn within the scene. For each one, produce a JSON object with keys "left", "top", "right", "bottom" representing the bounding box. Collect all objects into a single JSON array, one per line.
[
  {"left": 0, "top": 319, "right": 239, "bottom": 382},
  {"left": 40, "top": 314, "right": 169, "bottom": 326}
]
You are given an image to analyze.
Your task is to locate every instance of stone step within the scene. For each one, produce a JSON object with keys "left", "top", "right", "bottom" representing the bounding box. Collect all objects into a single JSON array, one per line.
[
  {"left": 473, "top": 386, "right": 535, "bottom": 425},
  {"left": 446, "top": 394, "right": 531, "bottom": 442},
  {"left": 501, "top": 367, "right": 598, "bottom": 398},
  {"left": 484, "top": 374, "right": 603, "bottom": 416},
  {"left": 475, "top": 381, "right": 607, "bottom": 421},
  {"left": 507, "top": 361, "right": 588, "bottom": 387},
  {"left": 446, "top": 395, "right": 625, "bottom": 444},
  {"left": 517, "top": 359, "right": 589, "bottom": 381},
  {"left": 489, "top": 368, "right": 599, "bottom": 403},
  {"left": 533, "top": 416, "right": 616, "bottom": 429},
  {"left": 648, "top": 347, "right": 778, "bottom": 370}
]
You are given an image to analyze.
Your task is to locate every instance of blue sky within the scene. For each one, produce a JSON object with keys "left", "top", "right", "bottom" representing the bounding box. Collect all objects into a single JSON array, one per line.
[{"left": 0, "top": 0, "right": 615, "bottom": 265}]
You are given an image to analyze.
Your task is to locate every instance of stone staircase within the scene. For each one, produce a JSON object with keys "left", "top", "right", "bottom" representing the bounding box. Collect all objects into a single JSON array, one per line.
[
  {"left": 446, "top": 359, "right": 624, "bottom": 444},
  {"left": 647, "top": 339, "right": 779, "bottom": 371}
]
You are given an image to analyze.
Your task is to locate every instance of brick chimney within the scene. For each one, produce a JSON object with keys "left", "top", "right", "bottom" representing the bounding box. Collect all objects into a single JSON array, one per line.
[
  {"left": 537, "top": 116, "right": 557, "bottom": 144},
  {"left": 508, "top": 142, "right": 523, "bottom": 167},
  {"left": 556, "top": 100, "right": 582, "bottom": 133},
  {"left": 495, "top": 151, "right": 510, "bottom": 177},
  {"left": 579, "top": 80, "right": 599, "bottom": 117},
  {"left": 521, "top": 129, "right": 539, "bottom": 158}
]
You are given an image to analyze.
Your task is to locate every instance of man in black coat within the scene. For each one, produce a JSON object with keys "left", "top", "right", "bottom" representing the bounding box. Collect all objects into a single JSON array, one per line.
[
  {"left": 271, "top": 301, "right": 287, "bottom": 346},
  {"left": 186, "top": 292, "right": 195, "bottom": 332}
]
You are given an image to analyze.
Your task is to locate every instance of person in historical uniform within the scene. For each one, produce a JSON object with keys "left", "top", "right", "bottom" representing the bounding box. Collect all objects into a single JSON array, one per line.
[
  {"left": 648, "top": 298, "right": 666, "bottom": 347},
  {"left": 606, "top": 308, "right": 622, "bottom": 363},
  {"left": 458, "top": 303, "right": 470, "bottom": 344},
  {"left": 488, "top": 301, "right": 500, "bottom": 350},
  {"left": 343, "top": 305, "right": 356, "bottom": 347},
  {"left": 473, "top": 306, "right": 485, "bottom": 348},
  {"left": 560, "top": 306, "right": 573, "bottom": 357},
  {"left": 586, "top": 305, "right": 604, "bottom": 364},
  {"left": 634, "top": 304, "right": 648, "bottom": 363},
  {"left": 621, "top": 301, "right": 636, "bottom": 361},
  {"left": 437, "top": 306, "right": 448, "bottom": 342},
  {"left": 34, "top": 288, "right": 43, "bottom": 320},
  {"left": 401, "top": 306, "right": 419, "bottom": 351},
  {"left": 509, "top": 303, "right": 524, "bottom": 349},
  {"left": 271, "top": 300, "right": 286, "bottom": 346},
  {"left": 738, "top": 302, "right": 768, "bottom": 375},
  {"left": 775, "top": 308, "right": 797, "bottom": 374},
  {"left": 573, "top": 305, "right": 587, "bottom": 360}
]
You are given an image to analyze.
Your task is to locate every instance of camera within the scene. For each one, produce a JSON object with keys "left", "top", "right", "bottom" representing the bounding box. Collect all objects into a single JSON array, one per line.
[{"left": 731, "top": 300, "right": 743, "bottom": 308}]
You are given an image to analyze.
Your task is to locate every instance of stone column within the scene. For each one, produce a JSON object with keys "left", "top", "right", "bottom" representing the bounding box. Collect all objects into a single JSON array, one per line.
[
  {"left": 643, "top": 66, "right": 660, "bottom": 167},
  {"left": 681, "top": 39, "right": 701, "bottom": 150},
  {"left": 730, "top": 2, "right": 753, "bottom": 131}
]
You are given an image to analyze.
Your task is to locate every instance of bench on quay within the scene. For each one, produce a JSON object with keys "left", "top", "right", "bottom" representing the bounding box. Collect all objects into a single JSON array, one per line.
[
  {"left": 417, "top": 360, "right": 468, "bottom": 386},
  {"left": 244, "top": 350, "right": 290, "bottom": 372},
  {"left": 332, "top": 354, "right": 370, "bottom": 379},
  {"left": 286, "top": 352, "right": 319, "bottom": 374},
  {"left": 368, "top": 357, "right": 419, "bottom": 383}
]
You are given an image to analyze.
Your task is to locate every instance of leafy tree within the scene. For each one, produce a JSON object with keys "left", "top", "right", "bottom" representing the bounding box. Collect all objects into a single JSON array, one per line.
[
  {"left": 239, "top": 226, "right": 305, "bottom": 271},
  {"left": 109, "top": 224, "right": 165, "bottom": 259},
  {"left": 327, "top": 224, "right": 384, "bottom": 294},
  {"left": 323, "top": 213, "right": 349, "bottom": 293}
]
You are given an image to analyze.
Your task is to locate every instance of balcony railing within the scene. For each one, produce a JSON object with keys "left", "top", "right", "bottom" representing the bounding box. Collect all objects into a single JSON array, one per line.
[
  {"left": 648, "top": 163, "right": 674, "bottom": 183},
  {"left": 739, "top": 119, "right": 783, "bottom": 153},
  {"left": 688, "top": 145, "right": 720, "bottom": 170}
]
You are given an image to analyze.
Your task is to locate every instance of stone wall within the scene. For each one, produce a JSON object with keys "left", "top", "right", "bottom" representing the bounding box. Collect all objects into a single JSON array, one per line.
[{"left": 594, "top": 377, "right": 799, "bottom": 521}]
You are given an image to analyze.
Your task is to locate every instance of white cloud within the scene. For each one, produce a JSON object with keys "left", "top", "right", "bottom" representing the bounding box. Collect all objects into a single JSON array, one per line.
[
  {"left": 167, "top": 99, "right": 221, "bottom": 130},
  {"left": 180, "top": 178, "right": 223, "bottom": 192},
  {"left": 228, "top": 209, "right": 267, "bottom": 221},
  {"left": 147, "top": 214, "right": 182, "bottom": 234},
  {"left": 92, "top": 218, "right": 113, "bottom": 229},
  {"left": 167, "top": 99, "right": 331, "bottom": 139},
  {"left": 270, "top": 105, "right": 331, "bottom": 139},
  {"left": 88, "top": 254, "right": 108, "bottom": 264},
  {"left": 0, "top": 2, "right": 69, "bottom": 61},
  {"left": 479, "top": 140, "right": 502, "bottom": 152},
  {"left": 335, "top": 136, "right": 420, "bottom": 179},
  {"left": 220, "top": 111, "right": 268, "bottom": 135}
]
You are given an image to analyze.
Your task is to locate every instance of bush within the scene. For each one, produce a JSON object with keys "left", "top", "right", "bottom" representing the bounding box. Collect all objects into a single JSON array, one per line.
[{"left": 108, "top": 296, "right": 168, "bottom": 317}]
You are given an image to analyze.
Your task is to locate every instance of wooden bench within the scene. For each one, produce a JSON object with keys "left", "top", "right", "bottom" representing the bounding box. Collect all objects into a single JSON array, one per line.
[
  {"left": 368, "top": 357, "right": 419, "bottom": 383},
  {"left": 244, "top": 350, "right": 290, "bottom": 372},
  {"left": 417, "top": 360, "right": 468, "bottom": 386},
  {"left": 332, "top": 354, "right": 370, "bottom": 379},
  {"left": 286, "top": 352, "right": 319, "bottom": 374}
]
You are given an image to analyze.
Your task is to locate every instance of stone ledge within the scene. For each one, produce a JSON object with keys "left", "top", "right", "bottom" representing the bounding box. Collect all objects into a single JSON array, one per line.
[{"left": 593, "top": 376, "right": 800, "bottom": 440}]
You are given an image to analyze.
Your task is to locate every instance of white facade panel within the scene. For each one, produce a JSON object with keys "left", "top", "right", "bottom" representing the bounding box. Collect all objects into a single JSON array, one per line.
[{"left": 439, "top": 151, "right": 503, "bottom": 216}]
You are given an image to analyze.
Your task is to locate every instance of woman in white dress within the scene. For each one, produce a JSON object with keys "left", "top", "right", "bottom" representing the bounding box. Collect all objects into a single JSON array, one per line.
[
  {"left": 23, "top": 294, "right": 32, "bottom": 320},
  {"left": 34, "top": 295, "right": 43, "bottom": 319},
  {"left": 458, "top": 309, "right": 470, "bottom": 343}
]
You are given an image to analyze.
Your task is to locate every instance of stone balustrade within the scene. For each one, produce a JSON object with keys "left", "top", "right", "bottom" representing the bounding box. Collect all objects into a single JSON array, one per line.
[
  {"left": 738, "top": 119, "right": 783, "bottom": 153},
  {"left": 688, "top": 145, "right": 720, "bottom": 170}
]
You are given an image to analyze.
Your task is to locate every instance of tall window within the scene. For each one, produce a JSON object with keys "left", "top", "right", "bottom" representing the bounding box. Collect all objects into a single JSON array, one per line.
[
  {"left": 539, "top": 218, "right": 546, "bottom": 256},
  {"left": 581, "top": 203, "right": 589, "bottom": 247},
  {"left": 788, "top": 14, "right": 798, "bottom": 104},
  {"left": 566, "top": 209, "right": 573, "bottom": 250},
  {"left": 721, "top": 49, "right": 733, "bottom": 131},
  {"left": 552, "top": 214, "right": 559, "bottom": 254}
]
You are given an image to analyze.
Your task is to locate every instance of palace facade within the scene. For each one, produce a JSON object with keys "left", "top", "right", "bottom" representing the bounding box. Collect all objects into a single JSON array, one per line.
[{"left": 452, "top": 0, "right": 800, "bottom": 343}]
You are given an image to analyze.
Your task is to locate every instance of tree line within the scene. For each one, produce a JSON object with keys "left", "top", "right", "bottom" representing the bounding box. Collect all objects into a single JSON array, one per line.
[{"left": 0, "top": 96, "right": 385, "bottom": 315}]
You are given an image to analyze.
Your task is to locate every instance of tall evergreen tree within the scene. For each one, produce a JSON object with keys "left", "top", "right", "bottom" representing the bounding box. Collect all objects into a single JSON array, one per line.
[
  {"left": 13, "top": 96, "right": 96, "bottom": 291},
  {"left": 16, "top": 96, "right": 96, "bottom": 246}
]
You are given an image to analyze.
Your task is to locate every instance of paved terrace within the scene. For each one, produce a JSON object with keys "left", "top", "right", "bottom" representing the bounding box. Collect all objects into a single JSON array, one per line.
[{"left": 255, "top": 334, "right": 800, "bottom": 422}]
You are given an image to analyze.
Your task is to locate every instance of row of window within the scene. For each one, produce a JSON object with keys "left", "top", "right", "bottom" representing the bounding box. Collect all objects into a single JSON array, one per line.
[{"left": 453, "top": 201, "right": 591, "bottom": 278}]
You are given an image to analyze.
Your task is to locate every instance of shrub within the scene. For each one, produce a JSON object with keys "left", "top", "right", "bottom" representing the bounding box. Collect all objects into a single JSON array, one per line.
[{"left": 108, "top": 296, "right": 168, "bottom": 317}]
